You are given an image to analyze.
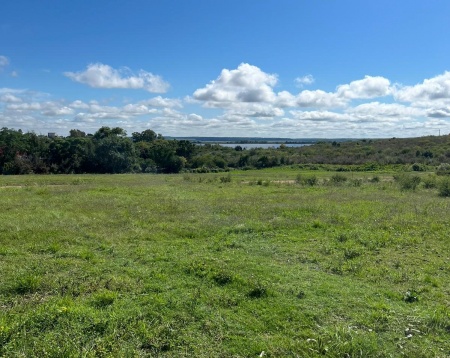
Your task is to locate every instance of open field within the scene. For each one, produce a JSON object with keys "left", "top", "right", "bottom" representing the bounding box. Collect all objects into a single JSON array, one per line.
[{"left": 0, "top": 169, "right": 449, "bottom": 357}]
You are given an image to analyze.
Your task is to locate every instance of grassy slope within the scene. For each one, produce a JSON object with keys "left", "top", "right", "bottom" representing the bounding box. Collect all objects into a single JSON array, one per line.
[{"left": 0, "top": 170, "right": 449, "bottom": 357}]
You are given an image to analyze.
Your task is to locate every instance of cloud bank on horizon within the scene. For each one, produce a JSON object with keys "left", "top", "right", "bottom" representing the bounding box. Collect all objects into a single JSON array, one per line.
[{"left": 2, "top": 58, "right": 450, "bottom": 138}]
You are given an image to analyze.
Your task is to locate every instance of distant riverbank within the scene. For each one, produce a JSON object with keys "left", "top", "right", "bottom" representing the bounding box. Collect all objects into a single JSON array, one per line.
[{"left": 218, "top": 143, "right": 311, "bottom": 149}]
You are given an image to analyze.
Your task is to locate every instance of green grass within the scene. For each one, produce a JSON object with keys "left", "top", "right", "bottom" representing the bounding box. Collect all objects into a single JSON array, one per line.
[{"left": 0, "top": 170, "right": 449, "bottom": 357}]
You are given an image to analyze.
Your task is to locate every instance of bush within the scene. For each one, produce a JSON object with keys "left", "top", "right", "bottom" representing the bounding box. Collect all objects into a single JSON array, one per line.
[
  {"left": 305, "top": 175, "right": 318, "bottom": 186},
  {"left": 411, "top": 163, "right": 426, "bottom": 172},
  {"left": 423, "top": 175, "right": 437, "bottom": 189},
  {"left": 395, "top": 174, "right": 421, "bottom": 191},
  {"left": 436, "top": 163, "right": 450, "bottom": 175},
  {"left": 331, "top": 173, "right": 347, "bottom": 184},
  {"left": 296, "top": 174, "right": 318, "bottom": 186},
  {"left": 219, "top": 174, "right": 232, "bottom": 183},
  {"left": 438, "top": 177, "right": 450, "bottom": 197}
]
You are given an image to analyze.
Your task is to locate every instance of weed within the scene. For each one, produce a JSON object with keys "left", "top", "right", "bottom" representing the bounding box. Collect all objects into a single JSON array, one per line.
[
  {"left": 404, "top": 290, "right": 419, "bottom": 303},
  {"left": 247, "top": 282, "right": 268, "bottom": 299},
  {"left": 13, "top": 275, "right": 41, "bottom": 295},
  {"left": 219, "top": 173, "right": 232, "bottom": 183},
  {"left": 344, "top": 248, "right": 361, "bottom": 260},
  {"left": 213, "top": 271, "right": 233, "bottom": 286},
  {"left": 91, "top": 290, "right": 117, "bottom": 308}
]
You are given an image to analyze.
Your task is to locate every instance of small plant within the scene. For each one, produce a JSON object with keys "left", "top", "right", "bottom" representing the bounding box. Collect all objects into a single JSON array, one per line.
[
  {"left": 13, "top": 275, "right": 41, "bottom": 295},
  {"left": 370, "top": 175, "right": 380, "bottom": 183},
  {"left": 296, "top": 290, "right": 306, "bottom": 299},
  {"left": 247, "top": 282, "right": 268, "bottom": 299},
  {"left": 404, "top": 290, "right": 419, "bottom": 303},
  {"left": 213, "top": 271, "right": 233, "bottom": 286},
  {"left": 219, "top": 174, "right": 232, "bottom": 183},
  {"left": 92, "top": 290, "right": 117, "bottom": 308},
  {"left": 344, "top": 248, "right": 361, "bottom": 260}
]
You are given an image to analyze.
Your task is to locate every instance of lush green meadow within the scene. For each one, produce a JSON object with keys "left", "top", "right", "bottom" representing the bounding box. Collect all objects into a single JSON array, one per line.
[{"left": 0, "top": 169, "right": 449, "bottom": 357}]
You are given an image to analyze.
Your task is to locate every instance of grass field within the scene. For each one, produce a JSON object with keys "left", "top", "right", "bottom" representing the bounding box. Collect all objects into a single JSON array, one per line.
[{"left": 0, "top": 169, "right": 449, "bottom": 357}]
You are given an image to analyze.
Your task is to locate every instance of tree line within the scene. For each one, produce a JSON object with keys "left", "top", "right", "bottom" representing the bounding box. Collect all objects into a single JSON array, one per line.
[{"left": 2, "top": 126, "right": 450, "bottom": 175}]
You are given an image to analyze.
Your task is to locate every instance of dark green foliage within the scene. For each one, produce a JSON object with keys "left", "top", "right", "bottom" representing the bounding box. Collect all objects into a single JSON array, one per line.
[
  {"left": 4, "top": 128, "right": 450, "bottom": 175},
  {"left": 403, "top": 290, "right": 419, "bottom": 303},
  {"left": 411, "top": 162, "right": 426, "bottom": 171},
  {"left": 247, "top": 282, "right": 268, "bottom": 298}
]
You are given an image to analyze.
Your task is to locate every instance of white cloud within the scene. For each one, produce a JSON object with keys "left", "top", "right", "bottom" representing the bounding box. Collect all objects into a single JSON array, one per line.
[
  {"left": 193, "top": 63, "right": 278, "bottom": 105},
  {"left": 295, "top": 74, "right": 315, "bottom": 87},
  {"left": 69, "top": 100, "right": 90, "bottom": 109},
  {"left": 0, "top": 88, "right": 24, "bottom": 94},
  {"left": 64, "top": 63, "right": 170, "bottom": 93},
  {"left": 395, "top": 71, "right": 450, "bottom": 105},
  {"left": 42, "top": 107, "right": 74, "bottom": 117},
  {"left": 0, "top": 93, "right": 22, "bottom": 103},
  {"left": 347, "top": 102, "right": 424, "bottom": 122},
  {"left": 6, "top": 102, "right": 42, "bottom": 111},
  {"left": 140, "top": 96, "right": 182, "bottom": 108},
  {"left": 296, "top": 90, "right": 347, "bottom": 108},
  {"left": 336, "top": 76, "right": 391, "bottom": 99},
  {"left": 290, "top": 110, "right": 351, "bottom": 122}
]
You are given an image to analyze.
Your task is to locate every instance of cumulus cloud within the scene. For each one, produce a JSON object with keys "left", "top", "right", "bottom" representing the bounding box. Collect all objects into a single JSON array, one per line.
[
  {"left": 193, "top": 63, "right": 278, "bottom": 105},
  {"left": 64, "top": 63, "right": 170, "bottom": 93},
  {"left": 295, "top": 74, "right": 315, "bottom": 87},
  {"left": 296, "top": 90, "right": 347, "bottom": 108},
  {"left": 395, "top": 71, "right": 450, "bottom": 104},
  {"left": 336, "top": 76, "right": 391, "bottom": 99}
]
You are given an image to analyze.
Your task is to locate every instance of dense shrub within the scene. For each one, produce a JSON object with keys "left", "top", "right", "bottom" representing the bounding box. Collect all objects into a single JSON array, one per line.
[
  {"left": 438, "top": 177, "right": 450, "bottom": 197},
  {"left": 436, "top": 163, "right": 450, "bottom": 175},
  {"left": 395, "top": 174, "right": 421, "bottom": 191}
]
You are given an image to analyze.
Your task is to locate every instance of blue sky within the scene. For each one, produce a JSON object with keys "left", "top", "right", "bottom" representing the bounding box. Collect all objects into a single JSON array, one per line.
[{"left": 2, "top": 1, "right": 450, "bottom": 138}]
